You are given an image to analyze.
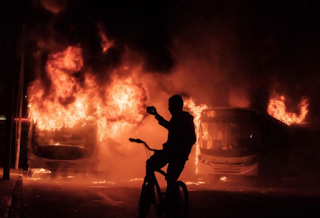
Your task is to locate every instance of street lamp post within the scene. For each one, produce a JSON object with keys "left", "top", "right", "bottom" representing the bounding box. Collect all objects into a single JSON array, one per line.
[
  {"left": 2, "top": 0, "right": 20, "bottom": 180},
  {"left": 15, "top": 25, "right": 25, "bottom": 170}
]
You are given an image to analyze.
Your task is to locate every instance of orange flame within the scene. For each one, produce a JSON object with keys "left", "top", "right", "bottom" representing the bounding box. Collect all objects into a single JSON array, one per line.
[
  {"left": 28, "top": 46, "right": 147, "bottom": 141},
  {"left": 28, "top": 47, "right": 89, "bottom": 130},
  {"left": 95, "top": 77, "right": 146, "bottom": 141},
  {"left": 184, "top": 99, "right": 208, "bottom": 170},
  {"left": 267, "top": 95, "right": 309, "bottom": 125},
  {"left": 98, "top": 26, "right": 113, "bottom": 53}
]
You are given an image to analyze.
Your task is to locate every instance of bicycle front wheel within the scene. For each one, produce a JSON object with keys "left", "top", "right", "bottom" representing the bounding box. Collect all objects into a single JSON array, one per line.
[
  {"left": 165, "top": 181, "right": 189, "bottom": 218},
  {"left": 139, "top": 179, "right": 162, "bottom": 218}
]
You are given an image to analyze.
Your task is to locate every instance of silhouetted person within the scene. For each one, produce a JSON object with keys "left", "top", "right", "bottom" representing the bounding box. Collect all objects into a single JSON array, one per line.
[{"left": 146, "top": 95, "right": 196, "bottom": 187}]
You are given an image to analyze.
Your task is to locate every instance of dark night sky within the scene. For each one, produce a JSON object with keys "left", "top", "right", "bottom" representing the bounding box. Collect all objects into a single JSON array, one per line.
[{"left": 2, "top": 0, "right": 320, "bottom": 122}]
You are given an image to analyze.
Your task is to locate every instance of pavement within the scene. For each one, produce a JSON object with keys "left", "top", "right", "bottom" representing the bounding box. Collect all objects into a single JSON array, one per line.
[{"left": 0, "top": 168, "right": 23, "bottom": 218}]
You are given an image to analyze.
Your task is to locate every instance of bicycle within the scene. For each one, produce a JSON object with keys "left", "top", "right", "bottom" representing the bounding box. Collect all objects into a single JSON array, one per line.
[{"left": 129, "top": 138, "right": 189, "bottom": 218}]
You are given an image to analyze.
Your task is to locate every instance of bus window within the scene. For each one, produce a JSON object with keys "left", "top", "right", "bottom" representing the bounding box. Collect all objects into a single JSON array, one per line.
[
  {"left": 31, "top": 122, "right": 97, "bottom": 160},
  {"left": 197, "top": 108, "right": 265, "bottom": 176},
  {"left": 200, "top": 122, "right": 229, "bottom": 150},
  {"left": 199, "top": 108, "right": 260, "bottom": 157},
  {"left": 230, "top": 122, "right": 260, "bottom": 152}
]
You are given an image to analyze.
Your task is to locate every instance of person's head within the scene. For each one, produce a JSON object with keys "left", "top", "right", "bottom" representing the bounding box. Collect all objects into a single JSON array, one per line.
[{"left": 168, "top": 95, "right": 183, "bottom": 115}]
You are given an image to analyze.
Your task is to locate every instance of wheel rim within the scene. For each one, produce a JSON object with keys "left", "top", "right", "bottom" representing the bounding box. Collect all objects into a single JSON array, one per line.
[
  {"left": 165, "top": 181, "right": 189, "bottom": 218},
  {"left": 139, "top": 180, "right": 163, "bottom": 218}
]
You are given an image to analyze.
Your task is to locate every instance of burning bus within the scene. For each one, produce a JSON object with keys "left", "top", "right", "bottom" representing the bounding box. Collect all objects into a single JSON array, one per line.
[
  {"left": 27, "top": 120, "right": 99, "bottom": 177},
  {"left": 197, "top": 108, "right": 261, "bottom": 176},
  {"left": 196, "top": 107, "right": 289, "bottom": 179},
  {"left": 25, "top": 46, "right": 148, "bottom": 177}
]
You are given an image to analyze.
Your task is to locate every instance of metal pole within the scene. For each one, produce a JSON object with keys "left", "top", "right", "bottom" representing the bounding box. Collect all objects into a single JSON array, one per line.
[
  {"left": 3, "top": 80, "right": 15, "bottom": 180},
  {"left": 2, "top": 0, "right": 20, "bottom": 180},
  {"left": 15, "top": 25, "right": 25, "bottom": 170}
]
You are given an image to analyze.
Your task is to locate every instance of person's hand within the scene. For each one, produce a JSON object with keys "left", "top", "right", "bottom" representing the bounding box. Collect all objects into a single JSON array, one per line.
[
  {"left": 147, "top": 106, "right": 158, "bottom": 115},
  {"left": 162, "top": 142, "right": 168, "bottom": 149}
]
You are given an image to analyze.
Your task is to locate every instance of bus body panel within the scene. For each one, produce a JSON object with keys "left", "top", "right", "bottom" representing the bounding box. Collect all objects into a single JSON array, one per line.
[{"left": 27, "top": 121, "right": 99, "bottom": 176}]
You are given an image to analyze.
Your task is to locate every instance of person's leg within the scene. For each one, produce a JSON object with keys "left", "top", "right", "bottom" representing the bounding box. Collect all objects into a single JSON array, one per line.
[
  {"left": 146, "top": 150, "right": 168, "bottom": 182},
  {"left": 165, "top": 160, "right": 187, "bottom": 214},
  {"left": 166, "top": 160, "right": 186, "bottom": 187}
]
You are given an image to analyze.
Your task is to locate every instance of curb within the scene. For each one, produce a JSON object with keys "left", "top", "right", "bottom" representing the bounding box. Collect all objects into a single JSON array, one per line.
[{"left": 8, "top": 176, "right": 23, "bottom": 218}]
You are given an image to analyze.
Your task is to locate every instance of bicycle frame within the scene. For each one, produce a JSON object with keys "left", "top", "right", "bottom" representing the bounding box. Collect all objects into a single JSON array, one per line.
[{"left": 129, "top": 138, "right": 189, "bottom": 218}]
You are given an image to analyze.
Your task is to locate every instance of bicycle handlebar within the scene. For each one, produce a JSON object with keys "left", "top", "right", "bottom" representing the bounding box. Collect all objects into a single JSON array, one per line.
[
  {"left": 129, "top": 138, "right": 144, "bottom": 143},
  {"left": 129, "top": 138, "right": 159, "bottom": 152}
]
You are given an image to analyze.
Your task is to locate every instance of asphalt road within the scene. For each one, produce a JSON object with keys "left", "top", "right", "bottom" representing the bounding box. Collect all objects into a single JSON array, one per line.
[{"left": 22, "top": 174, "right": 320, "bottom": 218}]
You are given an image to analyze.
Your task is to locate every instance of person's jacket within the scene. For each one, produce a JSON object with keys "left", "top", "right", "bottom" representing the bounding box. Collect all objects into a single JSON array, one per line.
[{"left": 155, "top": 111, "right": 196, "bottom": 160}]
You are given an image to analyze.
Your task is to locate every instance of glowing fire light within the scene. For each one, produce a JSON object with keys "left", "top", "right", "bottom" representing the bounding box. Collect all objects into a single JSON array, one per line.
[
  {"left": 28, "top": 47, "right": 89, "bottom": 130},
  {"left": 28, "top": 46, "right": 147, "bottom": 141},
  {"left": 185, "top": 181, "right": 206, "bottom": 186},
  {"left": 220, "top": 176, "right": 227, "bottom": 182},
  {"left": 184, "top": 99, "right": 208, "bottom": 137},
  {"left": 184, "top": 99, "right": 208, "bottom": 171},
  {"left": 99, "top": 26, "right": 113, "bottom": 53},
  {"left": 267, "top": 95, "right": 309, "bottom": 125},
  {"left": 96, "top": 77, "right": 146, "bottom": 141}
]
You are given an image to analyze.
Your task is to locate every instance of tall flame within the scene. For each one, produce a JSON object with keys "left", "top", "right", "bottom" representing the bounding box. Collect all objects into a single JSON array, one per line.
[
  {"left": 28, "top": 47, "right": 89, "bottom": 130},
  {"left": 267, "top": 95, "right": 309, "bottom": 125},
  {"left": 184, "top": 99, "right": 208, "bottom": 171},
  {"left": 28, "top": 46, "right": 147, "bottom": 141},
  {"left": 95, "top": 77, "right": 146, "bottom": 141}
]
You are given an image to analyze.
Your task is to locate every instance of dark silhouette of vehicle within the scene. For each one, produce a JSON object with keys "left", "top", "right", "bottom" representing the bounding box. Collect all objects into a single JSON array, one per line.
[{"left": 27, "top": 121, "right": 98, "bottom": 177}]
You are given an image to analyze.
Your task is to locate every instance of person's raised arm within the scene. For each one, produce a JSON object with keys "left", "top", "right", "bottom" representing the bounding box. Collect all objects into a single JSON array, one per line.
[{"left": 147, "top": 106, "right": 170, "bottom": 129}]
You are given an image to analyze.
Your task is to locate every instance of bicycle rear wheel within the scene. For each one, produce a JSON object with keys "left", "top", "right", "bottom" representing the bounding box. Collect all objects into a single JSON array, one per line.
[
  {"left": 139, "top": 179, "right": 162, "bottom": 218},
  {"left": 165, "top": 181, "right": 189, "bottom": 218},
  {"left": 177, "top": 181, "right": 189, "bottom": 217}
]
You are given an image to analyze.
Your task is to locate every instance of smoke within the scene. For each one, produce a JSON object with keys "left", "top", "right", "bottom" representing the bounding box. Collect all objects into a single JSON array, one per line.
[
  {"left": 167, "top": 0, "right": 320, "bottom": 122},
  {"left": 25, "top": 0, "right": 320, "bottom": 121},
  {"left": 28, "top": 0, "right": 176, "bottom": 81}
]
